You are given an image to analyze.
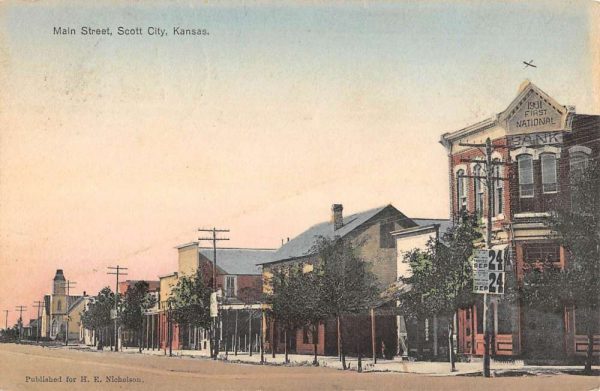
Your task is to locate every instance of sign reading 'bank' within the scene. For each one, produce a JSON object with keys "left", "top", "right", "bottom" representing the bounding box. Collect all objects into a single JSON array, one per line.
[{"left": 507, "top": 131, "right": 563, "bottom": 148}]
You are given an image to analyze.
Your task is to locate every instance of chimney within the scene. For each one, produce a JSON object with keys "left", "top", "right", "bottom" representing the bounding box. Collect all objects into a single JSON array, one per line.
[{"left": 331, "top": 204, "right": 343, "bottom": 230}]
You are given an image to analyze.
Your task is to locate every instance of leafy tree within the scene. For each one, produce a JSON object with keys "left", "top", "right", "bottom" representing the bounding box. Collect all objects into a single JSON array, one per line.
[
  {"left": 398, "top": 212, "right": 481, "bottom": 370},
  {"left": 168, "top": 268, "right": 212, "bottom": 349},
  {"left": 267, "top": 265, "right": 307, "bottom": 363},
  {"left": 521, "top": 160, "right": 600, "bottom": 373},
  {"left": 121, "top": 281, "right": 156, "bottom": 353},
  {"left": 312, "top": 236, "right": 379, "bottom": 369},
  {"left": 81, "top": 287, "right": 115, "bottom": 349}
]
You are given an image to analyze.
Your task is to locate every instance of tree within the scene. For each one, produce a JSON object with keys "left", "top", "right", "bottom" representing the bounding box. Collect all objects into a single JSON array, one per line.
[
  {"left": 168, "top": 268, "right": 212, "bottom": 350},
  {"left": 267, "top": 265, "right": 306, "bottom": 363},
  {"left": 81, "top": 287, "right": 115, "bottom": 350},
  {"left": 521, "top": 160, "right": 599, "bottom": 373},
  {"left": 312, "top": 236, "right": 379, "bottom": 369},
  {"left": 121, "top": 281, "right": 156, "bottom": 353},
  {"left": 398, "top": 212, "right": 481, "bottom": 370}
]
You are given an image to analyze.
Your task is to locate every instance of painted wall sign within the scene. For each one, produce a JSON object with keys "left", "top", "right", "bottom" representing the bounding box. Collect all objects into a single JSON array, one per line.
[
  {"left": 506, "top": 92, "right": 565, "bottom": 133},
  {"left": 507, "top": 131, "right": 563, "bottom": 148}
]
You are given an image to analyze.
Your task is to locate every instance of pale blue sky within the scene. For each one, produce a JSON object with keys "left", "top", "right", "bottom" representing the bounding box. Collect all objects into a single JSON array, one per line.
[{"left": 0, "top": 1, "right": 598, "bottom": 324}]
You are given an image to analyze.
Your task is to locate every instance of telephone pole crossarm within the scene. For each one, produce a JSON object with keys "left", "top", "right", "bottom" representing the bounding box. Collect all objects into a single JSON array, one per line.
[{"left": 107, "top": 265, "right": 128, "bottom": 352}]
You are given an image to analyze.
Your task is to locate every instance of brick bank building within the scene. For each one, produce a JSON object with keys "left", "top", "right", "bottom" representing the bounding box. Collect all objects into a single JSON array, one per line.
[{"left": 440, "top": 81, "right": 599, "bottom": 359}]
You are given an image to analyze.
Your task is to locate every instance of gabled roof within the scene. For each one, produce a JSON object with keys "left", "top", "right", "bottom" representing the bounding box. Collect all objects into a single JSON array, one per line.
[
  {"left": 440, "top": 80, "right": 571, "bottom": 146},
  {"left": 67, "top": 296, "right": 84, "bottom": 314},
  {"left": 263, "top": 204, "right": 415, "bottom": 265},
  {"left": 199, "top": 248, "right": 276, "bottom": 275}
]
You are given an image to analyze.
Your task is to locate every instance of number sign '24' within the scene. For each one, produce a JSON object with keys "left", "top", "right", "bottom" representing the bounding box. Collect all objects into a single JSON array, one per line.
[{"left": 473, "top": 247, "right": 508, "bottom": 294}]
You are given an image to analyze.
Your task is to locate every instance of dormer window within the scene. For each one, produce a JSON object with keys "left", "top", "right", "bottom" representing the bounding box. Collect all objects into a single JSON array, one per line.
[
  {"left": 517, "top": 154, "right": 534, "bottom": 198},
  {"left": 541, "top": 153, "right": 558, "bottom": 193}
]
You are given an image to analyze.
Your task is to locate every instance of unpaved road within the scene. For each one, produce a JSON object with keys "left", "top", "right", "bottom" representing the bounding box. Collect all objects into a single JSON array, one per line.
[{"left": 0, "top": 343, "right": 598, "bottom": 390}]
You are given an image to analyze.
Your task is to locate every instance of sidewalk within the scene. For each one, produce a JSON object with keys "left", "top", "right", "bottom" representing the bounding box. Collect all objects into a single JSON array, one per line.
[{"left": 71, "top": 344, "right": 598, "bottom": 377}]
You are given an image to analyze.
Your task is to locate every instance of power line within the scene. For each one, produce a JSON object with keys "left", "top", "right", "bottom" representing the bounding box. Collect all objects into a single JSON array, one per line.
[
  {"left": 198, "top": 227, "right": 229, "bottom": 360},
  {"left": 33, "top": 300, "right": 44, "bottom": 343},
  {"left": 15, "top": 305, "right": 27, "bottom": 343}
]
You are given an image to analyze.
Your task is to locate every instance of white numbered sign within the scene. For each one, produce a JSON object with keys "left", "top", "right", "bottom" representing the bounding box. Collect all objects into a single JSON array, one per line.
[
  {"left": 488, "top": 271, "right": 505, "bottom": 294},
  {"left": 473, "top": 247, "right": 508, "bottom": 294}
]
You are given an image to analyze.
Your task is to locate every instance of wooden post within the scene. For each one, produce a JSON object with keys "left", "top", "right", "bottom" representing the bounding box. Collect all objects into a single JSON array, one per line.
[
  {"left": 234, "top": 310, "right": 239, "bottom": 356},
  {"left": 371, "top": 308, "right": 376, "bottom": 364},
  {"left": 337, "top": 316, "right": 341, "bottom": 360}
]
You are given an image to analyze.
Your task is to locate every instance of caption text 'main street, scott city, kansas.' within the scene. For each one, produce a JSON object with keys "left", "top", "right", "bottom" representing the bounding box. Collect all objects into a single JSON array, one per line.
[{"left": 53, "top": 26, "right": 209, "bottom": 37}]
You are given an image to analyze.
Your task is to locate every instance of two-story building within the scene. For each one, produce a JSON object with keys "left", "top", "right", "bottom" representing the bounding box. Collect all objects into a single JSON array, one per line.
[
  {"left": 260, "top": 203, "right": 418, "bottom": 358},
  {"left": 440, "top": 80, "right": 600, "bottom": 359},
  {"left": 158, "top": 242, "right": 274, "bottom": 353}
]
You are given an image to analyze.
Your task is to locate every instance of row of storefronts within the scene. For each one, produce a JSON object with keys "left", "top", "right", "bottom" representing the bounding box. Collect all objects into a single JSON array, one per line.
[{"left": 29, "top": 81, "right": 599, "bottom": 362}]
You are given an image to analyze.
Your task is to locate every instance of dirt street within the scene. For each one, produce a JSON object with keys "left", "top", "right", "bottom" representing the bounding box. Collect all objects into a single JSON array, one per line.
[{"left": 0, "top": 344, "right": 598, "bottom": 391}]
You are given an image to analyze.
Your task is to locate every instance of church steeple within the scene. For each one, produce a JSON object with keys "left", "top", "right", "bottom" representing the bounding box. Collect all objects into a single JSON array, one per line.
[{"left": 53, "top": 269, "right": 66, "bottom": 295}]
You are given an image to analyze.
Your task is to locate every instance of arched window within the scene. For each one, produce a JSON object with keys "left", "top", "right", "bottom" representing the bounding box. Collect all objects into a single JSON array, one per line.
[
  {"left": 492, "top": 159, "right": 503, "bottom": 216},
  {"left": 517, "top": 154, "right": 534, "bottom": 198},
  {"left": 569, "top": 147, "right": 591, "bottom": 210},
  {"left": 570, "top": 151, "right": 589, "bottom": 178},
  {"left": 473, "top": 164, "right": 484, "bottom": 217},
  {"left": 541, "top": 153, "right": 558, "bottom": 193},
  {"left": 456, "top": 169, "right": 467, "bottom": 211}
]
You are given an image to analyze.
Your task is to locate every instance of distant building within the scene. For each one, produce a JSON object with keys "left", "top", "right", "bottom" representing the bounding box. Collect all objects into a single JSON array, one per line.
[
  {"left": 39, "top": 269, "right": 86, "bottom": 342},
  {"left": 158, "top": 243, "right": 275, "bottom": 353}
]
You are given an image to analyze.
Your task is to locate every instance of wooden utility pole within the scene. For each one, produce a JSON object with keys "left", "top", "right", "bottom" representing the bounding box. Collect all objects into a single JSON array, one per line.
[
  {"left": 60, "top": 280, "right": 76, "bottom": 345},
  {"left": 4, "top": 310, "right": 9, "bottom": 331},
  {"left": 459, "top": 138, "right": 508, "bottom": 378},
  {"left": 15, "top": 305, "right": 27, "bottom": 343},
  {"left": 371, "top": 308, "right": 376, "bottom": 364},
  {"left": 33, "top": 301, "right": 44, "bottom": 343},
  {"left": 198, "top": 227, "right": 229, "bottom": 359},
  {"left": 107, "top": 266, "right": 128, "bottom": 352}
]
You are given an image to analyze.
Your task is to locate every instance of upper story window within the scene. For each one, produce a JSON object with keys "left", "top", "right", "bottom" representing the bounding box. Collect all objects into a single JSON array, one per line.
[
  {"left": 456, "top": 169, "right": 467, "bottom": 211},
  {"left": 517, "top": 154, "right": 534, "bottom": 198},
  {"left": 57, "top": 300, "right": 62, "bottom": 311},
  {"left": 225, "top": 275, "right": 236, "bottom": 298},
  {"left": 473, "top": 164, "right": 484, "bottom": 217},
  {"left": 492, "top": 159, "right": 503, "bottom": 216},
  {"left": 569, "top": 150, "right": 590, "bottom": 179},
  {"left": 541, "top": 153, "right": 558, "bottom": 193}
]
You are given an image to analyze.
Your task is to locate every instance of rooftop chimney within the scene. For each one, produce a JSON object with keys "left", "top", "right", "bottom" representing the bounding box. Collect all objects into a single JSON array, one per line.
[{"left": 331, "top": 204, "right": 343, "bottom": 230}]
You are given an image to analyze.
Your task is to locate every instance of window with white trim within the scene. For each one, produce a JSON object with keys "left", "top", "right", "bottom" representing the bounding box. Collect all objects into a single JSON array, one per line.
[
  {"left": 473, "top": 164, "right": 484, "bottom": 217},
  {"left": 225, "top": 275, "right": 236, "bottom": 298},
  {"left": 541, "top": 153, "right": 558, "bottom": 193},
  {"left": 517, "top": 154, "right": 534, "bottom": 198},
  {"left": 456, "top": 169, "right": 467, "bottom": 211}
]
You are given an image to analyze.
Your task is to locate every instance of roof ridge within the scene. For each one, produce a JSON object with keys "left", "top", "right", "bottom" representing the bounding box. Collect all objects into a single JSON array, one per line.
[{"left": 198, "top": 247, "right": 277, "bottom": 251}]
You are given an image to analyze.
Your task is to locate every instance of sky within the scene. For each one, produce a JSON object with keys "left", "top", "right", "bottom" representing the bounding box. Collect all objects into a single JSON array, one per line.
[{"left": 0, "top": 0, "right": 598, "bottom": 326}]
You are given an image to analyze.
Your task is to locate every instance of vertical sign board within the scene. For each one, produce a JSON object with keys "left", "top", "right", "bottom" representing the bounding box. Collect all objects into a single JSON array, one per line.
[
  {"left": 473, "top": 246, "right": 507, "bottom": 294},
  {"left": 210, "top": 292, "right": 218, "bottom": 318}
]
